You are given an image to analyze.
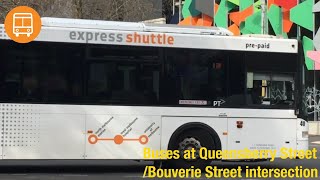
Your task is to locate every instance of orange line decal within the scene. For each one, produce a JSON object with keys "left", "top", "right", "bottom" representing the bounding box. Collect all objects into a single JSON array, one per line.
[{"left": 88, "top": 133, "right": 149, "bottom": 145}]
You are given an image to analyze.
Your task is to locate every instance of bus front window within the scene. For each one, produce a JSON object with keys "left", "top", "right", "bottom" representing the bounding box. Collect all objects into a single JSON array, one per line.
[{"left": 248, "top": 73, "right": 295, "bottom": 107}]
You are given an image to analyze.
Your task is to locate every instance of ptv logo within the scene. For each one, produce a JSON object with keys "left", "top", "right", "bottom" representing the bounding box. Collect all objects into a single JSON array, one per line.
[{"left": 213, "top": 99, "right": 226, "bottom": 107}]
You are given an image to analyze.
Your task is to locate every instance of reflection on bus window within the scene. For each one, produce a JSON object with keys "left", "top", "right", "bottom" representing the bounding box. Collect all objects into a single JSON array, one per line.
[{"left": 87, "top": 46, "right": 160, "bottom": 105}]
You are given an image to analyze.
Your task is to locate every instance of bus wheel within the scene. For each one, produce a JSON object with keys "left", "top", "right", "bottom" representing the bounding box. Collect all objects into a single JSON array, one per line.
[{"left": 166, "top": 128, "right": 216, "bottom": 169}]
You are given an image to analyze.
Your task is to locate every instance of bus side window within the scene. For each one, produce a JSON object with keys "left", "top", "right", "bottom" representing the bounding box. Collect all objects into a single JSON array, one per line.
[
  {"left": 46, "top": 74, "right": 69, "bottom": 103},
  {"left": 0, "top": 59, "right": 22, "bottom": 102},
  {"left": 21, "top": 75, "right": 42, "bottom": 102},
  {"left": 87, "top": 63, "right": 111, "bottom": 103}
]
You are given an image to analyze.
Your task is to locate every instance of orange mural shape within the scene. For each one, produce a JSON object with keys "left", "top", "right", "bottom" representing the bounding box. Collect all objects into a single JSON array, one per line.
[
  {"left": 196, "top": 14, "right": 212, "bottom": 26},
  {"left": 229, "top": 6, "right": 253, "bottom": 26},
  {"left": 274, "top": 0, "right": 297, "bottom": 10},
  {"left": 178, "top": 16, "right": 200, "bottom": 26},
  {"left": 283, "top": 9, "right": 293, "bottom": 33},
  {"left": 228, "top": 24, "right": 240, "bottom": 36},
  {"left": 214, "top": 3, "right": 219, "bottom": 15}
]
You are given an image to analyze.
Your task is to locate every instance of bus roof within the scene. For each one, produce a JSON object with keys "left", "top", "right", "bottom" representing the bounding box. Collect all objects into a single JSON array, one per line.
[
  {"left": 0, "top": 17, "right": 298, "bottom": 53},
  {"left": 41, "top": 17, "right": 233, "bottom": 36}
]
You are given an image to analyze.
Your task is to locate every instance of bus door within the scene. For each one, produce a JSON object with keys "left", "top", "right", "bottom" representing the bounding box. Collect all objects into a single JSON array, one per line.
[
  {"left": 225, "top": 50, "right": 299, "bottom": 159},
  {"left": 227, "top": 73, "right": 297, "bottom": 158}
]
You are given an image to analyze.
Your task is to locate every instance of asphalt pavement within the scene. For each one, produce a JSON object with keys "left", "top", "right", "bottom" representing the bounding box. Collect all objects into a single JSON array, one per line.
[{"left": 0, "top": 136, "right": 318, "bottom": 180}]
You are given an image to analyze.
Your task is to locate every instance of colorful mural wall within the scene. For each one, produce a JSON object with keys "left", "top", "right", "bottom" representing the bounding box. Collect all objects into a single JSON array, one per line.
[
  {"left": 177, "top": 0, "right": 317, "bottom": 70},
  {"left": 177, "top": 0, "right": 320, "bottom": 120}
]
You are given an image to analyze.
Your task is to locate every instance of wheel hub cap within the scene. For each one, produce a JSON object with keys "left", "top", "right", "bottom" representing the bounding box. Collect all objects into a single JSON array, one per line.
[{"left": 178, "top": 137, "right": 202, "bottom": 161}]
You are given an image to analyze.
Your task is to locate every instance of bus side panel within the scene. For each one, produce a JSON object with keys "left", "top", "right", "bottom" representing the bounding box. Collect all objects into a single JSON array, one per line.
[
  {"left": 161, "top": 117, "right": 227, "bottom": 152},
  {"left": 1, "top": 104, "right": 86, "bottom": 159},
  {"left": 85, "top": 115, "right": 161, "bottom": 159},
  {"left": 227, "top": 118, "right": 297, "bottom": 159},
  {"left": 0, "top": 108, "right": 2, "bottom": 159}
]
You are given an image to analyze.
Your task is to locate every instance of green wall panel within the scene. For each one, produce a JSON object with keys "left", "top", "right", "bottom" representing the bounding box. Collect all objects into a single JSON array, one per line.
[
  {"left": 240, "top": 22, "right": 252, "bottom": 34},
  {"left": 215, "top": 0, "right": 228, "bottom": 28},
  {"left": 282, "top": 33, "right": 288, "bottom": 38},
  {"left": 268, "top": 5, "right": 282, "bottom": 36},
  {"left": 290, "top": 0, "right": 314, "bottom": 31},
  {"left": 244, "top": 11, "right": 262, "bottom": 34},
  {"left": 303, "top": 36, "right": 315, "bottom": 70},
  {"left": 182, "top": 0, "right": 201, "bottom": 18},
  {"left": 215, "top": 0, "right": 236, "bottom": 28},
  {"left": 228, "top": 0, "right": 240, "bottom": 6},
  {"left": 254, "top": 0, "right": 261, "bottom": 12},
  {"left": 240, "top": 0, "right": 253, "bottom": 11}
]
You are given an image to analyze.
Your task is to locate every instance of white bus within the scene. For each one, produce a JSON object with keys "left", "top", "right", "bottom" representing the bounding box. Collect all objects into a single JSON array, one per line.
[{"left": 0, "top": 18, "right": 308, "bottom": 168}]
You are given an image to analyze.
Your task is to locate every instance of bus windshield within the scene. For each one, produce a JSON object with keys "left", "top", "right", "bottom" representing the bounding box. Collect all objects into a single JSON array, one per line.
[{"left": 249, "top": 73, "right": 295, "bottom": 106}]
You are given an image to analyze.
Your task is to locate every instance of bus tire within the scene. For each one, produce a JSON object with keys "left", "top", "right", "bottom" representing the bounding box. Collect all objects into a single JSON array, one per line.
[{"left": 166, "top": 128, "right": 217, "bottom": 169}]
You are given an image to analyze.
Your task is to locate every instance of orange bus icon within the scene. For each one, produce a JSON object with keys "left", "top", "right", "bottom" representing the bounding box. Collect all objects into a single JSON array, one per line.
[{"left": 13, "top": 13, "right": 33, "bottom": 37}]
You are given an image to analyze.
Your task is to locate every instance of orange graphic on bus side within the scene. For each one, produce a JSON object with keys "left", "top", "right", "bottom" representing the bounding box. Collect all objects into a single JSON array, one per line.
[
  {"left": 4, "top": 6, "right": 41, "bottom": 43},
  {"left": 88, "top": 132, "right": 149, "bottom": 145}
]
